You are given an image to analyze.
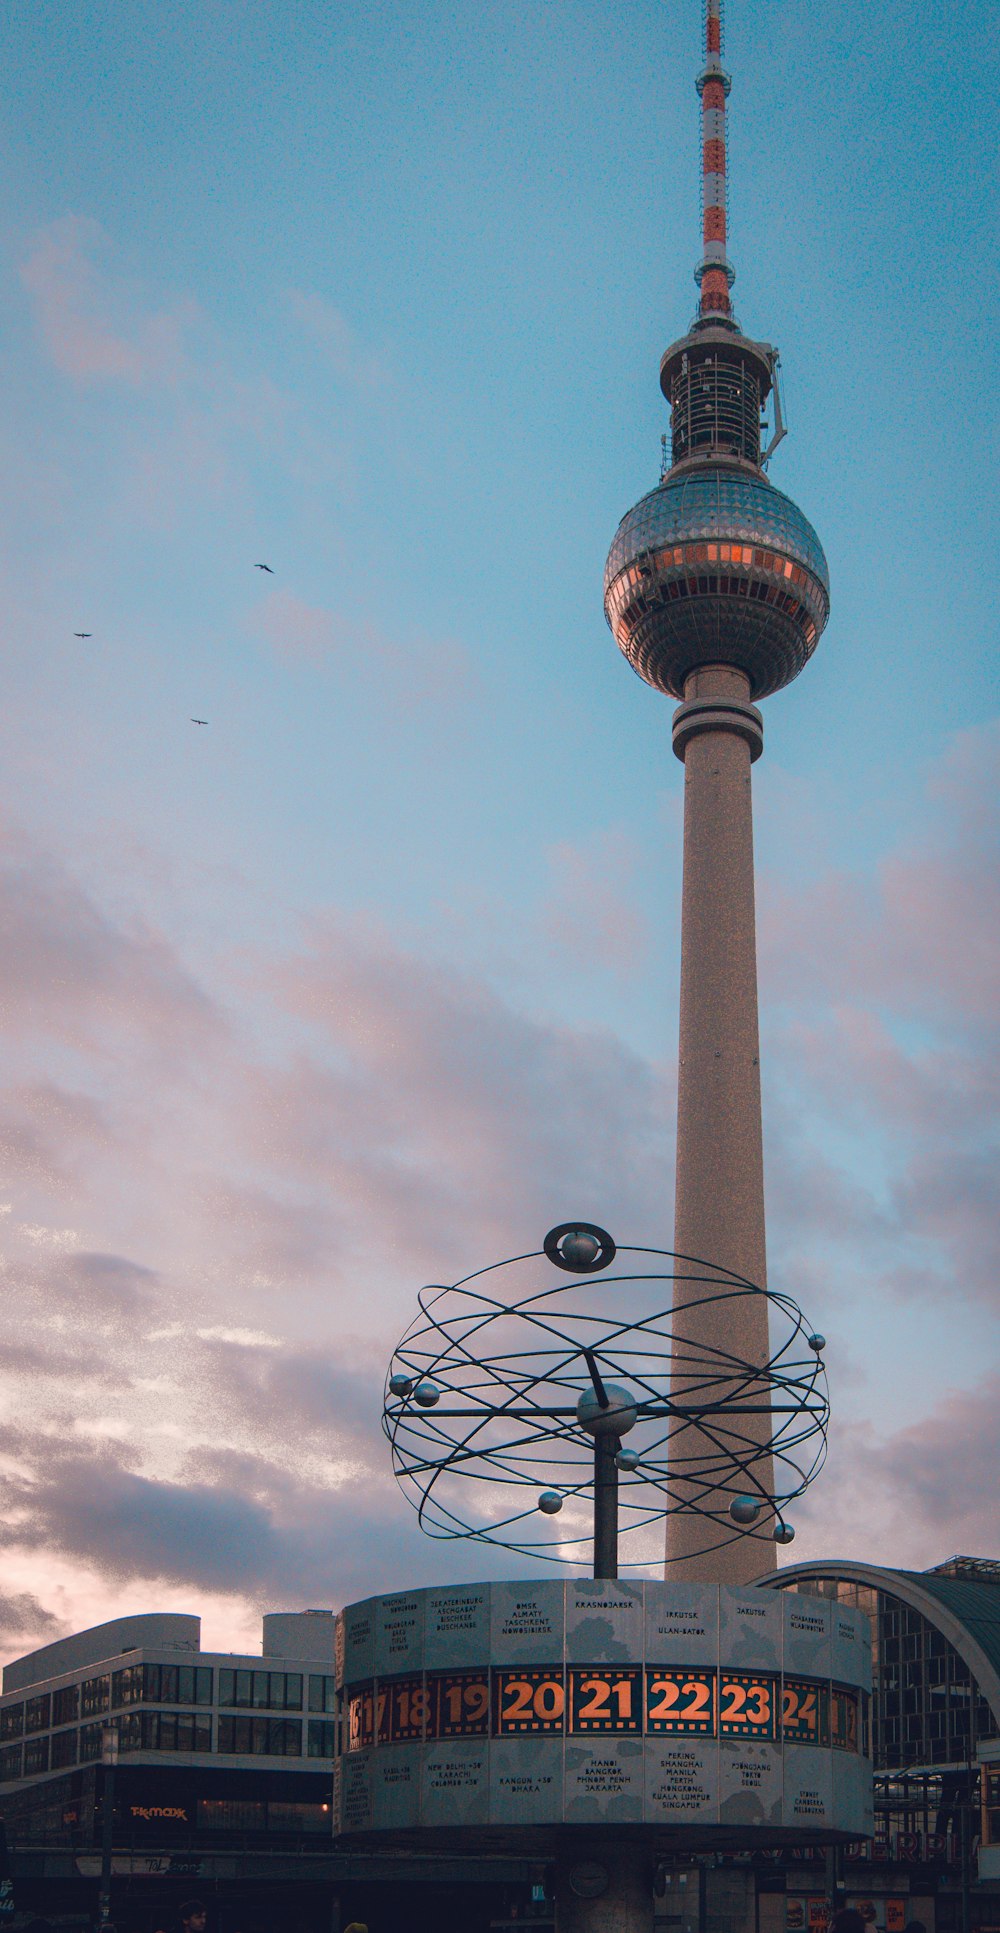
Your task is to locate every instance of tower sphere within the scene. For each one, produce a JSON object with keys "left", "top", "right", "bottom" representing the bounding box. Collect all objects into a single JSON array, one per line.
[{"left": 604, "top": 460, "right": 829, "bottom": 702}]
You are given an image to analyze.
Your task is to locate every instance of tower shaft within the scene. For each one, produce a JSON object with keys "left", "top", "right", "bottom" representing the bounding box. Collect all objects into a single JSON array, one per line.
[{"left": 668, "top": 664, "right": 775, "bottom": 1582}]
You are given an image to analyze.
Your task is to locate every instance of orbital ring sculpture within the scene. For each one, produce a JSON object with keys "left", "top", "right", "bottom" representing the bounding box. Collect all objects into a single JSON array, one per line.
[{"left": 383, "top": 1226, "right": 829, "bottom": 1576}]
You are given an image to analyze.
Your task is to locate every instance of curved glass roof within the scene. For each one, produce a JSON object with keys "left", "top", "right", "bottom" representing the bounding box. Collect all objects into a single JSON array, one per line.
[
  {"left": 605, "top": 468, "right": 829, "bottom": 595},
  {"left": 905, "top": 1569, "right": 1000, "bottom": 1691}
]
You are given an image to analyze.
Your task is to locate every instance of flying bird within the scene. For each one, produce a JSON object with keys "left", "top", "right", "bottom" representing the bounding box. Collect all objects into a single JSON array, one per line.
[
  {"left": 74, "top": 632, "right": 92, "bottom": 638},
  {"left": 254, "top": 562, "right": 274, "bottom": 574},
  {"left": 190, "top": 718, "right": 208, "bottom": 726}
]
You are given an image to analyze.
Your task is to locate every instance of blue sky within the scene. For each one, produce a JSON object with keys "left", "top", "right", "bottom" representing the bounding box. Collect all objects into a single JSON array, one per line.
[{"left": 0, "top": 0, "right": 996, "bottom": 1660}]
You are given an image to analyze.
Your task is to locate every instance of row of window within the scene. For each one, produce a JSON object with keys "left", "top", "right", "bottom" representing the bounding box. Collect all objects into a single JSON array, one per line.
[
  {"left": 218, "top": 1669, "right": 303, "bottom": 1711},
  {"left": 613, "top": 539, "right": 819, "bottom": 600},
  {"left": 785, "top": 1578, "right": 999, "bottom": 1771},
  {"left": 0, "top": 1669, "right": 337, "bottom": 1738},
  {"left": 613, "top": 571, "right": 815, "bottom": 647},
  {"left": 0, "top": 1715, "right": 338, "bottom": 1782},
  {"left": 196, "top": 1797, "right": 331, "bottom": 1835},
  {"left": 112, "top": 1664, "right": 215, "bottom": 1709}
]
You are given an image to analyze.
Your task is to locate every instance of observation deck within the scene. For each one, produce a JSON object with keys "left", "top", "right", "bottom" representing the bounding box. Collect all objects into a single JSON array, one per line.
[{"left": 603, "top": 466, "right": 829, "bottom": 702}]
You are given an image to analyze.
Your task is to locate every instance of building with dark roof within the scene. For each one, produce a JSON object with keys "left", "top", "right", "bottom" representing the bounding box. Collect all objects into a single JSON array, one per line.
[{"left": 758, "top": 1556, "right": 1000, "bottom": 1933}]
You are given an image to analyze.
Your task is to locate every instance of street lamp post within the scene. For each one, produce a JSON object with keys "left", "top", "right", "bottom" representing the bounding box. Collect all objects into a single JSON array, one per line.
[{"left": 98, "top": 1721, "right": 119, "bottom": 1931}]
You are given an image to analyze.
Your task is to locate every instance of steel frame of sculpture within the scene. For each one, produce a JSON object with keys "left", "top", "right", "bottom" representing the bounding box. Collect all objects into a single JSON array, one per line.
[{"left": 383, "top": 1228, "right": 828, "bottom": 1578}]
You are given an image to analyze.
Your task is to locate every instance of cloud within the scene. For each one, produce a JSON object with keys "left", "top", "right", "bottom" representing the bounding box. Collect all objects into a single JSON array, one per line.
[
  {"left": 285, "top": 289, "right": 390, "bottom": 390},
  {"left": 543, "top": 827, "right": 649, "bottom": 974},
  {"left": 759, "top": 720, "right": 1000, "bottom": 1028},
  {"left": 760, "top": 720, "right": 999, "bottom": 1313},
  {"left": 0, "top": 720, "right": 996, "bottom": 1660},
  {"left": 20, "top": 215, "right": 193, "bottom": 389},
  {"left": 255, "top": 911, "right": 671, "bottom": 1273},
  {"left": 0, "top": 821, "right": 219, "bottom": 1053},
  {"left": 791, "top": 1371, "right": 1000, "bottom": 1571},
  {"left": 250, "top": 587, "right": 478, "bottom": 706},
  {"left": 0, "top": 1591, "right": 60, "bottom": 1648},
  {"left": 0, "top": 1083, "right": 114, "bottom": 1192}
]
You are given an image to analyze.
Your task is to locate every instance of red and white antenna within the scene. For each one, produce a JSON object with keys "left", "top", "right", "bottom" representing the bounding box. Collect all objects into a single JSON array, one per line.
[{"left": 696, "top": 0, "right": 735, "bottom": 319}]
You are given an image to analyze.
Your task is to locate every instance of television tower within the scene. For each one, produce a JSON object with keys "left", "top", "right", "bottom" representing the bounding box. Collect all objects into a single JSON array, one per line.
[{"left": 603, "top": 0, "right": 830, "bottom": 1584}]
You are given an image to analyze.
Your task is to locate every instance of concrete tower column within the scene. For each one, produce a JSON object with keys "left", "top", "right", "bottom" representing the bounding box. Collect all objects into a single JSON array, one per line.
[{"left": 667, "top": 662, "right": 774, "bottom": 1583}]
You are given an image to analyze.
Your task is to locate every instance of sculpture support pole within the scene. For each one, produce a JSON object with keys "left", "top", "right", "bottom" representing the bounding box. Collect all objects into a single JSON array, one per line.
[
  {"left": 668, "top": 663, "right": 775, "bottom": 1583},
  {"left": 555, "top": 1840, "right": 654, "bottom": 1933},
  {"left": 593, "top": 1436, "right": 620, "bottom": 1579}
]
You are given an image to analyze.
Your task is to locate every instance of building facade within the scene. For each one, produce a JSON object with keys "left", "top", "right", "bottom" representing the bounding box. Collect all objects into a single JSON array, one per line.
[
  {"left": 0, "top": 1610, "right": 546, "bottom": 1931},
  {"left": 760, "top": 1556, "right": 1000, "bottom": 1933}
]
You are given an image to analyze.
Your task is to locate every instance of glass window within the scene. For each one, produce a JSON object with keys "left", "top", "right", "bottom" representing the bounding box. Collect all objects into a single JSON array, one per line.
[
  {"left": 79, "top": 1723, "right": 104, "bottom": 1763},
  {"left": 53, "top": 1685, "right": 80, "bottom": 1726},
  {"left": 308, "top": 1675, "right": 336, "bottom": 1715},
  {"left": 118, "top": 1714, "right": 142, "bottom": 1752},
  {"left": 217, "top": 1715, "right": 301, "bottom": 1756},
  {"left": 218, "top": 1714, "right": 249, "bottom": 1754},
  {"left": 283, "top": 1673, "right": 302, "bottom": 1711},
  {"left": 112, "top": 1665, "right": 142, "bottom": 1709},
  {"left": 268, "top": 1799, "right": 330, "bottom": 1834},
  {"left": 0, "top": 1704, "right": 24, "bottom": 1742},
  {"left": 160, "top": 1665, "right": 179, "bottom": 1704},
  {"left": 50, "top": 1729, "right": 78, "bottom": 1770},
  {"left": 24, "top": 1694, "right": 51, "bottom": 1733},
  {"left": 197, "top": 1797, "right": 265, "bottom": 1832},
  {"left": 23, "top": 1736, "right": 50, "bottom": 1776},
  {"left": 252, "top": 1670, "right": 270, "bottom": 1709},
  {"left": 81, "top": 1676, "right": 110, "bottom": 1719},
  {"left": 308, "top": 1719, "right": 337, "bottom": 1758},
  {"left": 0, "top": 1742, "right": 23, "bottom": 1783},
  {"left": 151, "top": 1710, "right": 212, "bottom": 1753}
]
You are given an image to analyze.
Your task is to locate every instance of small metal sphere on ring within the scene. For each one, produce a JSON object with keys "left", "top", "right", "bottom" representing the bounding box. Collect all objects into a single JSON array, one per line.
[{"left": 729, "top": 1495, "right": 761, "bottom": 1525}]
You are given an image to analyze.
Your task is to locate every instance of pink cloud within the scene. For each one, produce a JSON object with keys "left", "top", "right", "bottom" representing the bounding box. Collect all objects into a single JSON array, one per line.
[
  {"left": 758, "top": 721, "right": 999, "bottom": 1309},
  {"left": 285, "top": 289, "right": 390, "bottom": 390},
  {"left": 250, "top": 586, "right": 478, "bottom": 705},
  {"left": 543, "top": 828, "right": 650, "bottom": 974},
  {"left": 0, "top": 819, "right": 218, "bottom": 1054},
  {"left": 759, "top": 720, "right": 1000, "bottom": 1026},
  {"left": 20, "top": 215, "right": 194, "bottom": 388},
  {"left": 0, "top": 719, "right": 995, "bottom": 1662},
  {"left": 791, "top": 1371, "right": 1000, "bottom": 1570}
]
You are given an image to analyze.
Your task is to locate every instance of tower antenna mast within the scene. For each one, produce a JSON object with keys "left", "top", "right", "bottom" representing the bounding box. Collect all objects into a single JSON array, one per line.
[{"left": 697, "top": 0, "right": 734, "bottom": 321}]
